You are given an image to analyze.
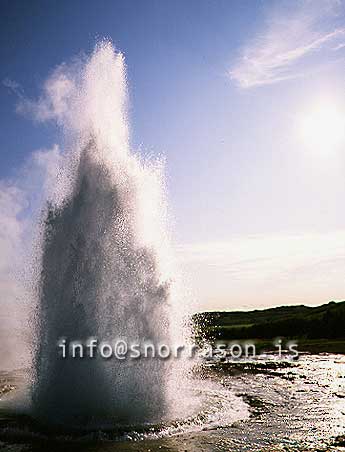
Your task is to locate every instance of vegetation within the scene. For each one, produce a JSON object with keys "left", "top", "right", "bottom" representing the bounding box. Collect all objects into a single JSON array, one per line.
[{"left": 193, "top": 300, "right": 345, "bottom": 353}]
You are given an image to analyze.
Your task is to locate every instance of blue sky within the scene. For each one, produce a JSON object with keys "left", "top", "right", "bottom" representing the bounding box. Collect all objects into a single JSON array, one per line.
[{"left": 2, "top": 0, "right": 345, "bottom": 310}]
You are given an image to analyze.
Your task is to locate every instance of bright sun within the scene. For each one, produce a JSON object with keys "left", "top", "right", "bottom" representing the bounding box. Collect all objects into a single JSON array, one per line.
[{"left": 300, "top": 104, "right": 345, "bottom": 152}]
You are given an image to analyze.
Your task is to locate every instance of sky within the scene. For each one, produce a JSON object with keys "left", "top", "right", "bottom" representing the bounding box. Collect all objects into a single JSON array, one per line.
[{"left": 1, "top": 0, "right": 345, "bottom": 312}]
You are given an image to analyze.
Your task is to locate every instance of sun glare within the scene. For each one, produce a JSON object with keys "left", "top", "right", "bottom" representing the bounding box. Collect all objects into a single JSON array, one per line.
[{"left": 299, "top": 104, "right": 345, "bottom": 153}]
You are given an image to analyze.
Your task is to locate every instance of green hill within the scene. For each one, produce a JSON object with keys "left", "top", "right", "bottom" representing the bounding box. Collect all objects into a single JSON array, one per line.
[{"left": 193, "top": 301, "right": 345, "bottom": 353}]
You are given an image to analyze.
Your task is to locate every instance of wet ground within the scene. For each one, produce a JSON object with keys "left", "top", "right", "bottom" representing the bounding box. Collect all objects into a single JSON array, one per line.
[{"left": 0, "top": 354, "right": 344, "bottom": 451}]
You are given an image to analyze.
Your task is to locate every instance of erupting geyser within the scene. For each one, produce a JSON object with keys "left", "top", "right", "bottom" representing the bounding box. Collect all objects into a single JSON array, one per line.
[{"left": 31, "top": 41, "right": 184, "bottom": 428}]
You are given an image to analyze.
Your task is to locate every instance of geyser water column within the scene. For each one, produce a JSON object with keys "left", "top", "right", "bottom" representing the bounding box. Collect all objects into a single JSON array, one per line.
[{"left": 31, "top": 42, "right": 179, "bottom": 427}]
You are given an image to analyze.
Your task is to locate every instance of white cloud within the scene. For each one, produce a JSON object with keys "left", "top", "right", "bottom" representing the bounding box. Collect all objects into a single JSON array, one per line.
[
  {"left": 332, "top": 41, "right": 345, "bottom": 50},
  {"left": 230, "top": 0, "right": 345, "bottom": 88},
  {"left": 3, "top": 78, "right": 22, "bottom": 95},
  {"left": 177, "top": 232, "right": 345, "bottom": 311}
]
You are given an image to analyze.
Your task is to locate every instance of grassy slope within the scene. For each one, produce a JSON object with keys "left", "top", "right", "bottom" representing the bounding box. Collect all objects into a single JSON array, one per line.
[{"left": 193, "top": 300, "right": 345, "bottom": 353}]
